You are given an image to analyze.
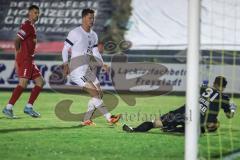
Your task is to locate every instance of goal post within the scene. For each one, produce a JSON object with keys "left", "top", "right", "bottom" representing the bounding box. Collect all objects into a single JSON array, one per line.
[{"left": 185, "top": 0, "right": 201, "bottom": 160}]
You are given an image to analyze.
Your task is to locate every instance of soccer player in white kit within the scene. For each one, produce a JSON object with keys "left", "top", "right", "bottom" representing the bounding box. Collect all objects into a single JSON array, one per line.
[{"left": 62, "top": 8, "right": 121, "bottom": 126}]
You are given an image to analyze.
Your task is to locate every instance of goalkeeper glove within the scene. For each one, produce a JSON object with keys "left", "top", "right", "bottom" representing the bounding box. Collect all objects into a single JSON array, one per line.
[
  {"left": 202, "top": 80, "right": 209, "bottom": 87},
  {"left": 230, "top": 103, "right": 237, "bottom": 113}
]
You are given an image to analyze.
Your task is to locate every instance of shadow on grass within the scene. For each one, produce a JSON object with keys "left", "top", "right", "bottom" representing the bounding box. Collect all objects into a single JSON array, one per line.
[
  {"left": 212, "top": 148, "right": 240, "bottom": 159},
  {"left": 0, "top": 125, "right": 84, "bottom": 134},
  {"left": 0, "top": 116, "right": 23, "bottom": 120},
  {"left": 119, "top": 130, "right": 184, "bottom": 137},
  {"left": 120, "top": 128, "right": 240, "bottom": 137}
]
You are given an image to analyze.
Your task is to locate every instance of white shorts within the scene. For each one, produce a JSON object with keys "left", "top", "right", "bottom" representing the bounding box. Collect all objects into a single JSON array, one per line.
[{"left": 70, "top": 65, "right": 99, "bottom": 88}]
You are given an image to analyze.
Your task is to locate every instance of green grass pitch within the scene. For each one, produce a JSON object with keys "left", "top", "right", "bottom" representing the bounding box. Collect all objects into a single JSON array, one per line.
[{"left": 0, "top": 91, "right": 239, "bottom": 160}]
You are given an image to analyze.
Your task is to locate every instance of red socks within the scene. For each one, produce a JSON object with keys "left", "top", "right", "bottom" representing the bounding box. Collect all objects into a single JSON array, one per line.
[
  {"left": 28, "top": 86, "right": 42, "bottom": 105},
  {"left": 8, "top": 85, "right": 42, "bottom": 106},
  {"left": 8, "top": 85, "right": 24, "bottom": 105}
]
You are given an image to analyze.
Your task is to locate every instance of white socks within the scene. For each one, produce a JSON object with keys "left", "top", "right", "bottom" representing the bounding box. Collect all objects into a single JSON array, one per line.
[
  {"left": 26, "top": 103, "right": 33, "bottom": 108},
  {"left": 104, "top": 112, "right": 111, "bottom": 121},
  {"left": 89, "top": 97, "right": 112, "bottom": 121},
  {"left": 6, "top": 103, "right": 33, "bottom": 110},
  {"left": 6, "top": 104, "right": 13, "bottom": 110}
]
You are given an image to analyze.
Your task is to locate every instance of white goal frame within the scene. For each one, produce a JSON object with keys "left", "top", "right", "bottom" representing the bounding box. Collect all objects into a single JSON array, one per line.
[{"left": 185, "top": 0, "right": 201, "bottom": 160}]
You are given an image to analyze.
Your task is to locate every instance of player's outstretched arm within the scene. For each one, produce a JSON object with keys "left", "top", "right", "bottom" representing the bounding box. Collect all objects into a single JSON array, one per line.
[
  {"left": 61, "top": 29, "right": 76, "bottom": 77},
  {"left": 92, "top": 46, "right": 104, "bottom": 67},
  {"left": 62, "top": 63, "right": 70, "bottom": 77},
  {"left": 61, "top": 44, "right": 70, "bottom": 76},
  {"left": 14, "top": 36, "right": 21, "bottom": 53},
  {"left": 14, "top": 36, "right": 21, "bottom": 73}
]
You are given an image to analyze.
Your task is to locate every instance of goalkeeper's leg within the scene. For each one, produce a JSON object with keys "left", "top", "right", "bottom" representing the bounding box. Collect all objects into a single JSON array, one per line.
[{"left": 123, "top": 105, "right": 186, "bottom": 132}]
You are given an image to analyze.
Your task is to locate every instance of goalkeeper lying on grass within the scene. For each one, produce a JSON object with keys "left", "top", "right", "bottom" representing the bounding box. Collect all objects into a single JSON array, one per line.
[{"left": 123, "top": 76, "right": 237, "bottom": 134}]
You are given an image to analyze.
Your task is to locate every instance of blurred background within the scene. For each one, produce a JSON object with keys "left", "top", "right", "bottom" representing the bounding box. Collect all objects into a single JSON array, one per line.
[{"left": 0, "top": 0, "right": 240, "bottom": 94}]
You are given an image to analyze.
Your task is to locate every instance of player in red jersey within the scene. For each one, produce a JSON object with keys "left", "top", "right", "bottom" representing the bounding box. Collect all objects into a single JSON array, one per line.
[{"left": 2, "top": 5, "right": 44, "bottom": 118}]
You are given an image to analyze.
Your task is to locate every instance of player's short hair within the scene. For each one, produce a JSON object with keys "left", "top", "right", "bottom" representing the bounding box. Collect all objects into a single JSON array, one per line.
[
  {"left": 82, "top": 8, "right": 95, "bottom": 17},
  {"left": 214, "top": 76, "right": 227, "bottom": 88},
  {"left": 28, "top": 5, "right": 39, "bottom": 11}
]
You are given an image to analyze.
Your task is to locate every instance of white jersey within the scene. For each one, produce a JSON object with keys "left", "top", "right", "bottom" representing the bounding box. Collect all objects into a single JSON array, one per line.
[
  {"left": 65, "top": 26, "right": 98, "bottom": 59},
  {"left": 62, "top": 26, "right": 102, "bottom": 88}
]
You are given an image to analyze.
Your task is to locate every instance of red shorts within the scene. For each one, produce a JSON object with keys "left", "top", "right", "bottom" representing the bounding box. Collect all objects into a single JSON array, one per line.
[{"left": 17, "top": 61, "right": 41, "bottom": 80}]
